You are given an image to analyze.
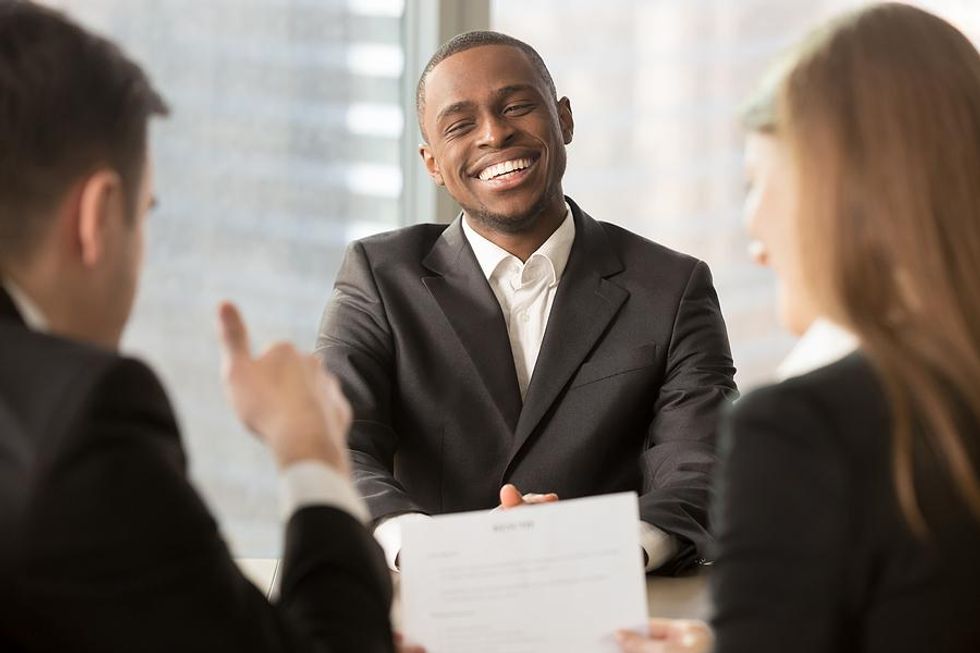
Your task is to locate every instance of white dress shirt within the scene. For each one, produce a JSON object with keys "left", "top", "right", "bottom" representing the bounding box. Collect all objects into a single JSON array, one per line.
[
  {"left": 777, "top": 318, "right": 858, "bottom": 381},
  {"left": 375, "top": 208, "right": 677, "bottom": 572},
  {"left": 1, "top": 279, "right": 367, "bottom": 526}
]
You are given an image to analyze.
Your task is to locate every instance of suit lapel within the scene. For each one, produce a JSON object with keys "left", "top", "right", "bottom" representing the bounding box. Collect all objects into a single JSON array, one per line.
[
  {"left": 506, "top": 202, "right": 629, "bottom": 475},
  {"left": 421, "top": 217, "right": 523, "bottom": 432}
]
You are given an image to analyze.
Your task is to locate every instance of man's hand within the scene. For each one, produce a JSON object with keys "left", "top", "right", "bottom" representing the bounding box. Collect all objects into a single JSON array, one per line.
[
  {"left": 217, "top": 301, "right": 352, "bottom": 472},
  {"left": 616, "top": 619, "right": 713, "bottom": 653},
  {"left": 495, "top": 483, "right": 559, "bottom": 510}
]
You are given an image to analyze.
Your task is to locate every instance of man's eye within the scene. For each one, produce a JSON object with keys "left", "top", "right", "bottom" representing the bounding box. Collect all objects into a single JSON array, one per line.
[
  {"left": 504, "top": 103, "right": 534, "bottom": 115},
  {"left": 446, "top": 122, "right": 473, "bottom": 136}
]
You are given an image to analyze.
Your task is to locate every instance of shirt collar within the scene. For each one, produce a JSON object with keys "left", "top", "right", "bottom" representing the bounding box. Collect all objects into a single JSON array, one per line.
[
  {"left": 2, "top": 279, "right": 50, "bottom": 332},
  {"left": 776, "top": 318, "right": 857, "bottom": 381},
  {"left": 461, "top": 203, "right": 576, "bottom": 289}
]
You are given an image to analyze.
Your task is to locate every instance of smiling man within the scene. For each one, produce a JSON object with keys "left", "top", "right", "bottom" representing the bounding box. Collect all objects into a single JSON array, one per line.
[{"left": 317, "top": 31, "right": 738, "bottom": 575}]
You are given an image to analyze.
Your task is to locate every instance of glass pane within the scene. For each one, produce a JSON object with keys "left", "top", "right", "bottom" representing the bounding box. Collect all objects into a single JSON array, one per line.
[
  {"left": 492, "top": 0, "right": 980, "bottom": 388},
  {"left": 43, "top": 0, "right": 406, "bottom": 556}
]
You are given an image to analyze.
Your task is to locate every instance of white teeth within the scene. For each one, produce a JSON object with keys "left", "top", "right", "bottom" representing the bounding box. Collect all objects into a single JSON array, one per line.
[{"left": 478, "top": 157, "right": 533, "bottom": 181}]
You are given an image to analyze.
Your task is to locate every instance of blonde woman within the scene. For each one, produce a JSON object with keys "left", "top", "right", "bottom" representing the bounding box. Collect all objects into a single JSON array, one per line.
[{"left": 619, "top": 3, "right": 980, "bottom": 652}]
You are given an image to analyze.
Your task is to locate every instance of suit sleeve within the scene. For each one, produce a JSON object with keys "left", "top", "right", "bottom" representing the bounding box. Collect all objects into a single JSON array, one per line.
[
  {"left": 316, "top": 241, "right": 426, "bottom": 522},
  {"left": 316, "top": 242, "right": 424, "bottom": 520},
  {"left": 639, "top": 259, "right": 738, "bottom": 572},
  {"left": 710, "top": 385, "right": 850, "bottom": 653},
  {"left": 19, "top": 358, "right": 393, "bottom": 653}
]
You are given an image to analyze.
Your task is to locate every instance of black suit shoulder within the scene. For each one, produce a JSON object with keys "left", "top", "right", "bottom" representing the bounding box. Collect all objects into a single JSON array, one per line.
[
  {"left": 714, "top": 352, "right": 980, "bottom": 653},
  {"left": 0, "top": 324, "right": 181, "bottom": 476},
  {"left": 348, "top": 212, "right": 705, "bottom": 288},
  {"left": 1, "top": 322, "right": 147, "bottom": 410},
  {"left": 593, "top": 219, "right": 719, "bottom": 326},
  {"left": 352, "top": 222, "right": 449, "bottom": 269},
  {"left": 597, "top": 219, "right": 701, "bottom": 273},
  {"left": 731, "top": 352, "right": 889, "bottom": 459}
]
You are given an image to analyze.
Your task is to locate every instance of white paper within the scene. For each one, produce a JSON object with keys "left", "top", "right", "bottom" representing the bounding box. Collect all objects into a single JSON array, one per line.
[{"left": 401, "top": 492, "right": 649, "bottom": 653}]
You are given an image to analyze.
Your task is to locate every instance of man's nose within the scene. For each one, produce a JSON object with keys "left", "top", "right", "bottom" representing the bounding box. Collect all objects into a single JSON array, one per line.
[{"left": 476, "top": 113, "right": 516, "bottom": 148}]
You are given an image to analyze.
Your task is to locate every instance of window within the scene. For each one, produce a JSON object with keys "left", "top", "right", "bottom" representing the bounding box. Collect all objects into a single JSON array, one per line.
[{"left": 45, "top": 0, "right": 409, "bottom": 556}]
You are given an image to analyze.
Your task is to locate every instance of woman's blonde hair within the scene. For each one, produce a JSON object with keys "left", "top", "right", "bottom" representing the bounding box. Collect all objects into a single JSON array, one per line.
[{"left": 751, "top": 2, "right": 980, "bottom": 531}]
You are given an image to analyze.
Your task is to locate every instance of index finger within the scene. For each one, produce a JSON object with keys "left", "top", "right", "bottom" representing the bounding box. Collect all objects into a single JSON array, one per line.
[{"left": 217, "top": 301, "right": 251, "bottom": 374}]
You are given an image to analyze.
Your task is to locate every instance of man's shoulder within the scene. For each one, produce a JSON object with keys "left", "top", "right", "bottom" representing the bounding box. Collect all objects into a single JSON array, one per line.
[
  {"left": 0, "top": 323, "right": 169, "bottom": 440},
  {"left": 1, "top": 321, "right": 119, "bottom": 389},
  {"left": 351, "top": 222, "right": 450, "bottom": 259},
  {"left": 595, "top": 219, "right": 701, "bottom": 273}
]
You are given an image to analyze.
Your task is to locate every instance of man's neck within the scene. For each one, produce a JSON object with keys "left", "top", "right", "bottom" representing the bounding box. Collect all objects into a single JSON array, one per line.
[
  {"left": 2, "top": 259, "right": 115, "bottom": 348},
  {"left": 1, "top": 260, "right": 53, "bottom": 328},
  {"left": 464, "top": 202, "right": 568, "bottom": 262}
]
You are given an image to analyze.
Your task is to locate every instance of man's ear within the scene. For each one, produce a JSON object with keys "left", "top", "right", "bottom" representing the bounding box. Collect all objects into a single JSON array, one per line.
[
  {"left": 557, "top": 96, "right": 574, "bottom": 145},
  {"left": 76, "top": 169, "right": 123, "bottom": 268},
  {"left": 419, "top": 144, "right": 445, "bottom": 186}
]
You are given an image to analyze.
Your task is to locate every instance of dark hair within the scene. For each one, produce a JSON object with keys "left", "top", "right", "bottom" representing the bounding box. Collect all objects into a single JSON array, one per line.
[
  {"left": 415, "top": 30, "right": 557, "bottom": 141},
  {"left": 0, "top": 0, "right": 168, "bottom": 261}
]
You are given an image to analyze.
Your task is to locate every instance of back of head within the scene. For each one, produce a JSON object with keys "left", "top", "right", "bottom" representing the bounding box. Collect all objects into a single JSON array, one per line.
[
  {"left": 764, "top": 3, "right": 980, "bottom": 529},
  {"left": 0, "top": 0, "right": 167, "bottom": 266}
]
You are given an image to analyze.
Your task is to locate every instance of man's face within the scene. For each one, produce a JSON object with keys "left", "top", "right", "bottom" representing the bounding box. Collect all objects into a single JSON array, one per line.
[{"left": 419, "top": 45, "right": 573, "bottom": 233}]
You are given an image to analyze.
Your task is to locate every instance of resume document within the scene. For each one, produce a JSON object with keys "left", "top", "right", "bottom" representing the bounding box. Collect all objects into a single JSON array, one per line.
[{"left": 401, "top": 492, "right": 649, "bottom": 653}]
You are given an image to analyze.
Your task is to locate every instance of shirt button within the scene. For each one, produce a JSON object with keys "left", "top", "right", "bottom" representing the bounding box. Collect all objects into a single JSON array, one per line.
[{"left": 521, "top": 312, "right": 530, "bottom": 322}]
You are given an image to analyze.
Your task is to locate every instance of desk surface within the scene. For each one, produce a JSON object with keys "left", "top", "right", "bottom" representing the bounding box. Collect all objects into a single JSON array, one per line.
[
  {"left": 236, "top": 558, "right": 711, "bottom": 622},
  {"left": 646, "top": 570, "right": 711, "bottom": 621}
]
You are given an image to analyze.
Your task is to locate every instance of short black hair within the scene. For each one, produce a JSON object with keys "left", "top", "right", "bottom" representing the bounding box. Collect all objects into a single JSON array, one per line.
[
  {"left": 416, "top": 30, "right": 557, "bottom": 141},
  {"left": 0, "top": 0, "right": 168, "bottom": 261}
]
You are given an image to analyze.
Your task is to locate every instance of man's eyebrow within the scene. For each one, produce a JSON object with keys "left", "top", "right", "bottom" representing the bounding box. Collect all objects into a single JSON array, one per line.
[
  {"left": 436, "top": 100, "right": 476, "bottom": 123},
  {"left": 492, "top": 84, "right": 538, "bottom": 99},
  {"left": 434, "top": 85, "right": 542, "bottom": 124}
]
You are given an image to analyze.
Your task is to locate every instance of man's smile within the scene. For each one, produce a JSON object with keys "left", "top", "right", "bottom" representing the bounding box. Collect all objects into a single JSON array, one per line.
[{"left": 471, "top": 154, "right": 540, "bottom": 190}]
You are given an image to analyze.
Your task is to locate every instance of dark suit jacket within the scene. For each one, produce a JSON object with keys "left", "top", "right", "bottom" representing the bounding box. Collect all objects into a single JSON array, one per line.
[
  {"left": 0, "top": 287, "right": 394, "bottom": 653},
  {"left": 317, "top": 198, "right": 737, "bottom": 571},
  {"left": 712, "top": 352, "right": 980, "bottom": 652}
]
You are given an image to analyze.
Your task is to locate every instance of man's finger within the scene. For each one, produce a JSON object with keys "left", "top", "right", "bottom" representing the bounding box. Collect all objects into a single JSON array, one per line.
[
  {"left": 521, "top": 492, "right": 559, "bottom": 504},
  {"left": 217, "top": 301, "right": 251, "bottom": 373},
  {"left": 499, "top": 483, "right": 524, "bottom": 508}
]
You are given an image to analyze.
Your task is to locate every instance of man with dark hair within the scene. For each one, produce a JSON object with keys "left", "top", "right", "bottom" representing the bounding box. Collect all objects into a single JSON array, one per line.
[
  {"left": 415, "top": 30, "right": 557, "bottom": 136},
  {"left": 0, "top": 2, "right": 397, "bottom": 651},
  {"left": 318, "top": 30, "right": 738, "bottom": 575}
]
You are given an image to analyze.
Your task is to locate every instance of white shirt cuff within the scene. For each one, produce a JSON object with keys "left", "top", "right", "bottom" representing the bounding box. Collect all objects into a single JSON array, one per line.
[
  {"left": 278, "top": 460, "right": 370, "bottom": 525},
  {"left": 639, "top": 521, "right": 678, "bottom": 571},
  {"left": 374, "top": 512, "right": 430, "bottom": 571}
]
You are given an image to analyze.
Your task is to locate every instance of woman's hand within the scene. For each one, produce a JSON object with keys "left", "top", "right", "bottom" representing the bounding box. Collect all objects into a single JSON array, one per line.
[{"left": 616, "top": 618, "right": 713, "bottom": 653}]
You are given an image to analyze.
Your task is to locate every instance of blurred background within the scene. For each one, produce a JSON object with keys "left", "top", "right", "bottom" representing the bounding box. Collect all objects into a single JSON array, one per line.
[{"left": 41, "top": 0, "right": 980, "bottom": 556}]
